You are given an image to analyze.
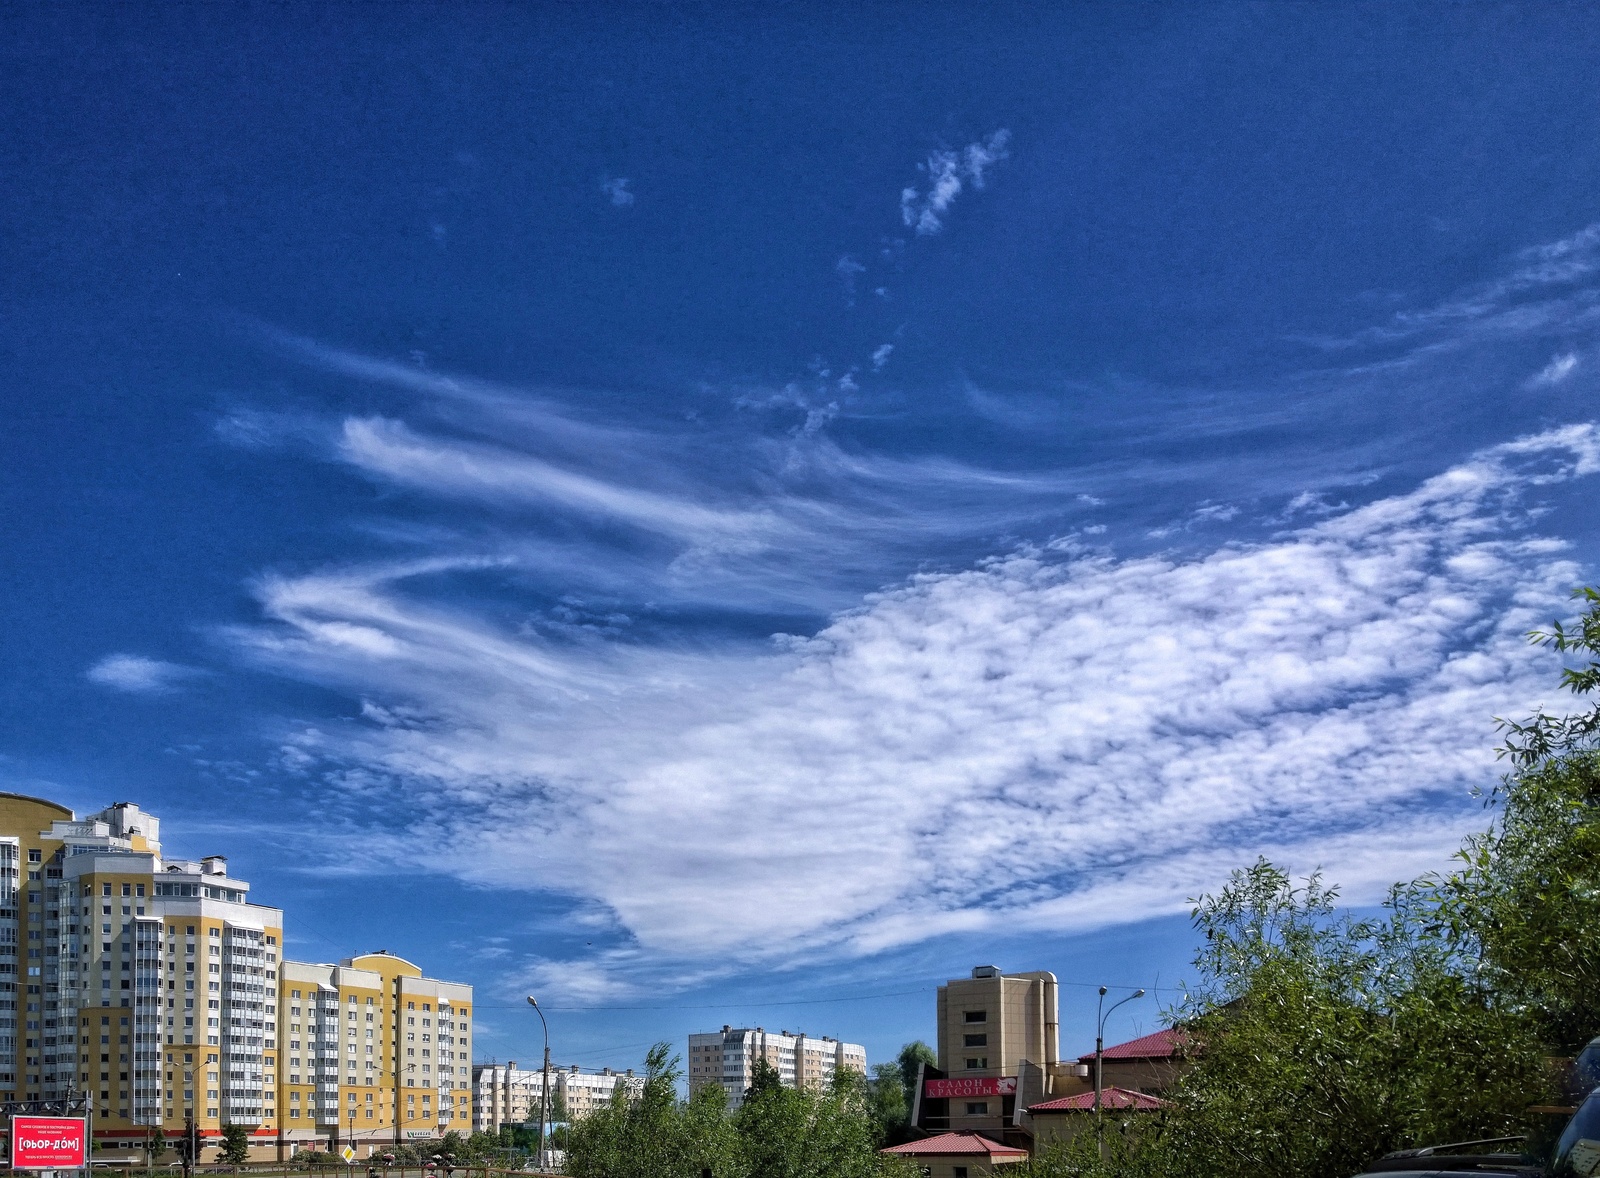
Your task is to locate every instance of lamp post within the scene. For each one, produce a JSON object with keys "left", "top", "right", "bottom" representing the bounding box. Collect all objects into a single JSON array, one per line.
[
  {"left": 1094, "top": 986, "right": 1146, "bottom": 1151},
  {"left": 524, "top": 998, "right": 550, "bottom": 1172},
  {"left": 181, "top": 1067, "right": 197, "bottom": 1178}
]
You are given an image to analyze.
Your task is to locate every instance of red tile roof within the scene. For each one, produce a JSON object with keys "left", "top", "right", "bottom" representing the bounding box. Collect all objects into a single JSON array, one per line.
[
  {"left": 1078, "top": 1026, "right": 1188, "bottom": 1062},
  {"left": 1029, "top": 1086, "right": 1170, "bottom": 1113},
  {"left": 881, "top": 1132, "right": 1030, "bottom": 1159}
]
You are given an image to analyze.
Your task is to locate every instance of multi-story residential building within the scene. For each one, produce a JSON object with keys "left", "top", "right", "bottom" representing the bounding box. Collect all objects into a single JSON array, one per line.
[
  {"left": 0, "top": 793, "right": 471, "bottom": 1160},
  {"left": 278, "top": 952, "right": 472, "bottom": 1150},
  {"left": 686, "top": 1026, "right": 866, "bottom": 1106},
  {"left": 557, "top": 1065, "right": 642, "bottom": 1120},
  {"left": 471, "top": 1062, "right": 642, "bottom": 1132}
]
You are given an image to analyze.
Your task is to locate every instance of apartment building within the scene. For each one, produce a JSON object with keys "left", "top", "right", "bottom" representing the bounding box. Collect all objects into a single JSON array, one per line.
[
  {"left": 686, "top": 1026, "right": 866, "bottom": 1105},
  {"left": 0, "top": 793, "right": 471, "bottom": 1159},
  {"left": 471, "top": 1062, "right": 642, "bottom": 1131},
  {"left": 278, "top": 952, "right": 472, "bottom": 1150}
]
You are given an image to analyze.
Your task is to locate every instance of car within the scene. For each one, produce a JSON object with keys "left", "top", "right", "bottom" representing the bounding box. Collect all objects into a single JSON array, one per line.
[
  {"left": 1348, "top": 1135, "right": 1541, "bottom": 1177},
  {"left": 1549, "top": 1086, "right": 1600, "bottom": 1177}
]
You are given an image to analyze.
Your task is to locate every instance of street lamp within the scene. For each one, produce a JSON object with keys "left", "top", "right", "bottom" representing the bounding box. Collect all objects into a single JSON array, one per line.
[
  {"left": 525, "top": 998, "right": 550, "bottom": 1171},
  {"left": 1094, "top": 986, "right": 1146, "bottom": 1145},
  {"left": 181, "top": 1067, "right": 198, "bottom": 1178}
]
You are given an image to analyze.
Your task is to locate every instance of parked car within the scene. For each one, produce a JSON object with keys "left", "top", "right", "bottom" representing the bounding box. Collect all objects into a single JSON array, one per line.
[
  {"left": 1347, "top": 1135, "right": 1541, "bottom": 1177},
  {"left": 1549, "top": 1086, "right": 1600, "bottom": 1177},
  {"left": 1348, "top": 1036, "right": 1600, "bottom": 1177}
]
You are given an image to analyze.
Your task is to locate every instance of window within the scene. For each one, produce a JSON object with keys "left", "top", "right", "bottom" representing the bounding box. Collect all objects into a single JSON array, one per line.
[
  {"left": 963, "top": 1010, "right": 987, "bottom": 1023},
  {"left": 964, "top": 1057, "right": 986, "bottom": 1069},
  {"left": 953, "top": 1169, "right": 969, "bottom": 1178},
  {"left": 962, "top": 1033, "right": 987, "bottom": 1048},
  {"left": 964, "top": 1102, "right": 987, "bottom": 1115}
]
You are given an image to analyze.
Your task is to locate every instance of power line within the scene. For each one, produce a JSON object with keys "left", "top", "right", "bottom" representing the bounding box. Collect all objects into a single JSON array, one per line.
[{"left": 472, "top": 976, "right": 1187, "bottom": 1015}]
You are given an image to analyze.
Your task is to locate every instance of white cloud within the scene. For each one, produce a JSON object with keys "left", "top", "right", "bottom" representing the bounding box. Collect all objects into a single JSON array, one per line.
[
  {"left": 246, "top": 424, "right": 1600, "bottom": 971},
  {"left": 1303, "top": 222, "right": 1600, "bottom": 357},
  {"left": 900, "top": 130, "right": 1011, "bottom": 236},
  {"left": 601, "top": 177, "right": 634, "bottom": 207},
  {"left": 871, "top": 344, "right": 894, "bottom": 371},
  {"left": 87, "top": 654, "right": 201, "bottom": 694},
  {"left": 836, "top": 254, "right": 866, "bottom": 303},
  {"left": 1531, "top": 352, "right": 1580, "bottom": 386}
]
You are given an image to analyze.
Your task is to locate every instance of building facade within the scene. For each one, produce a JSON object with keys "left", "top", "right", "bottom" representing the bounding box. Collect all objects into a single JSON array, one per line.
[
  {"left": 686, "top": 1026, "right": 866, "bottom": 1105},
  {"left": 472, "top": 1062, "right": 642, "bottom": 1132},
  {"left": 921, "top": 966, "right": 1064, "bottom": 1141},
  {"left": 278, "top": 952, "right": 472, "bottom": 1150},
  {"left": 0, "top": 793, "right": 471, "bottom": 1159}
]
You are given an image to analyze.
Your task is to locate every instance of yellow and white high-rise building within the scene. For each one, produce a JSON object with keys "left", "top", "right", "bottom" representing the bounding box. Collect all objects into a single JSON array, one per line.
[
  {"left": 278, "top": 952, "right": 472, "bottom": 1149},
  {"left": 0, "top": 792, "right": 471, "bottom": 1160}
]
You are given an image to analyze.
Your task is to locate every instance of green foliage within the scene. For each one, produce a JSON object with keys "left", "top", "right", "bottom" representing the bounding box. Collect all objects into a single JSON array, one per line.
[
  {"left": 894, "top": 1041, "right": 936, "bottom": 1118},
  {"left": 867, "top": 1062, "right": 909, "bottom": 1143},
  {"left": 432, "top": 1130, "right": 467, "bottom": 1161},
  {"left": 563, "top": 1041, "right": 912, "bottom": 1178},
  {"left": 147, "top": 1128, "right": 167, "bottom": 1163},
  {"left": 1011, "top": 1122, "right": 1166, "bottom": 1178},
  {"left": 1416, "top": 750, "right": 1600, "bottom": 1054},
  {"left": 1497, "top": 586, "right": 1600, "bottom": 766},
  {"left": 734, "top": 1066, "right": 886, "bottom": 1178},
  {"left": 217, "top": 1123, "right": 251, "bottom": 1166},
  {"left": 1150, "top": 861, "right": 1547, "bottom": 1178}
]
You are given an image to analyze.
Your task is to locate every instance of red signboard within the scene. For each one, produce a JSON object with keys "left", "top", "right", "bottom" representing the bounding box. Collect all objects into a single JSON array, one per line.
[
  {"left": 12, "top": 1116, "right": 87, "bottom": 1168},
  {"left": 925, "top": 1076, "right": 1017, "bottom": 1099}
]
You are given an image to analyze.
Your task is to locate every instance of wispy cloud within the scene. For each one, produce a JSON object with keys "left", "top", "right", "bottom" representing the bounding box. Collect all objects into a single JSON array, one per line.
[
  {"left": 900, "top": 130, "right": 1011, "bottom": 236},
  {"left": 87, "top": 654, "right": 201, "bottom": 694},
  {"left": 601, "top": 177, "right": 634, "bottom": 207},
  {"left": 1530, "top": 351, "right": 1580, "bottom": 387},
  {"left": 1301, "top": 221, "right": 1600, "bottom": 360},
  {"left": 244, "top": 424, "right": 1599, "bottom": 971}
]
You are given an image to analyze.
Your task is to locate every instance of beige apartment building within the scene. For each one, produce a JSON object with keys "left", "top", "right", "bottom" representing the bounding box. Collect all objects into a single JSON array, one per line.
[
  {"left": 687, "top": 1026, "right": 866, "bottom": 1106},
  {"left": 0, "top": 792, "right": 471, "bottom": 1160}
]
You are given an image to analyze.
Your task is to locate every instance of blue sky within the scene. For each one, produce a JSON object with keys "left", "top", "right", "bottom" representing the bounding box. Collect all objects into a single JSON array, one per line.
[{"left": 6, "top": 4, "right": 1600, "bottom": 1073}]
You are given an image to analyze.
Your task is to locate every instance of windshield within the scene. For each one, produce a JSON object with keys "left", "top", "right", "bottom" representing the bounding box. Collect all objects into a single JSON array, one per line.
[{"left": 1553, "top": 1090, "right": 1600, "bottom": 1176}]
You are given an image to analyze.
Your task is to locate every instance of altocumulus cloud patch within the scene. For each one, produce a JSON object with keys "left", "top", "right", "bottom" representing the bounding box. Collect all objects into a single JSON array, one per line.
[{"left": 249, "top": 425, "right": 1597, "bottom": 965}]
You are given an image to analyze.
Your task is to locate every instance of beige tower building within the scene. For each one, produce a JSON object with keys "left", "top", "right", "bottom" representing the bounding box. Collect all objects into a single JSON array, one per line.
[{"left": 927, "top": 966, "right": 1062, "bottom": 1138}]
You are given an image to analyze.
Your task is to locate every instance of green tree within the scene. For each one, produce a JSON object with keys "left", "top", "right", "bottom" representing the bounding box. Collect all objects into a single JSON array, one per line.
[
  {"left": 735, "top": 1067, "right": 893, "bottom": 1178},
  {"left": 564, "top": 1042, "right": 735, "bottom": 1178},
  {"left": 894, "top": 1042, "right": 935, "bottom": 1113},
  {"left": 146, "top": 1128, "right": 167, "bottom": 1165},
  {"left": 217, "top": 1123, "right": 251, "bottom": 1166},
  {"left": 867, "top": 1062, "right": 908, "bottom": 1143},
  {"left": 433, "top": 1130, "right": 467, "bottom": 1163}
]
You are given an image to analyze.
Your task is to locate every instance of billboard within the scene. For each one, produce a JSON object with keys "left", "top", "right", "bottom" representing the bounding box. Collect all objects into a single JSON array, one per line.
[
  {"left": 11, "top": 1117, "right": 87, "bottom": 1168},
  {"left": 924, "top": 1076, "right": 1017, "bottom": 1099}
]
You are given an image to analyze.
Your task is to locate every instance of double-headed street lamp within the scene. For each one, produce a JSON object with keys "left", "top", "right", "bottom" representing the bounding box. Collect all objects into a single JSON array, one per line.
[{"left": 525, "top": 997, "right": 551, "bottom": 1171}]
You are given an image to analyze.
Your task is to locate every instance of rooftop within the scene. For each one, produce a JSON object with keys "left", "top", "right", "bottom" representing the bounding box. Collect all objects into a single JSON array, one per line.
[
  {"left": 1078, "top": 1027, "right": 1188, "bottom": 1063},
  {"left": 1030, "top": 1086, "right": 1171, "bottom": 1113},
  {"left": 881, "top": 1133, "right": 1030, "bottom": 1159}
]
